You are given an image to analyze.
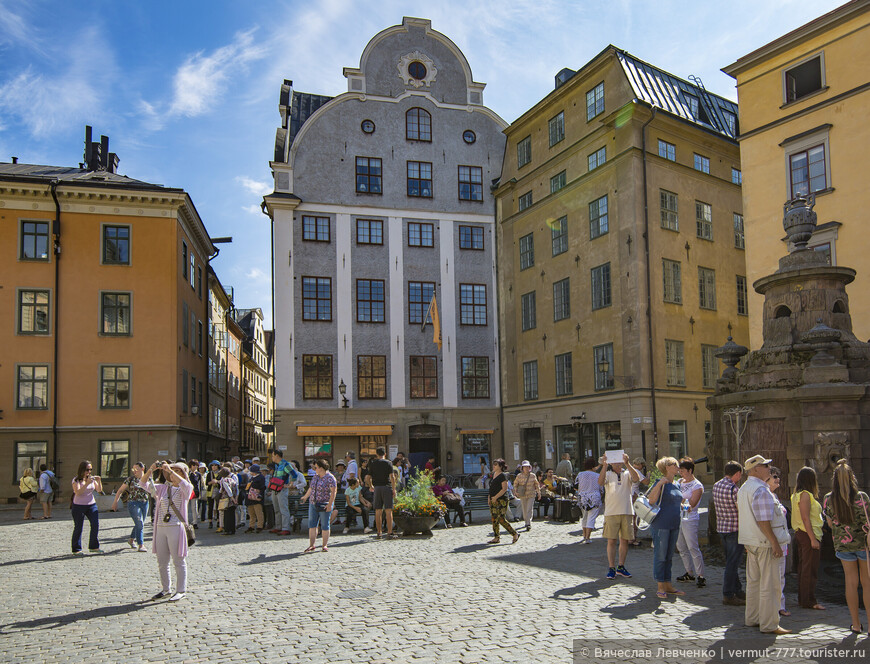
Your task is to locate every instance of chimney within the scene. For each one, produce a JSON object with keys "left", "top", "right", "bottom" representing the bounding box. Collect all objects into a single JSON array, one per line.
[
  {"left": 84, "top": 126, "right": 93, "bottom": 170},
  {"left": 11, "top": 157, "right": 17, "bottom": 164},
  {"left": 106, "top": 153, "right": 120, "bottom": 174},
  {"left": 100, "top": 135, "right": 109, "bottom": 169}
]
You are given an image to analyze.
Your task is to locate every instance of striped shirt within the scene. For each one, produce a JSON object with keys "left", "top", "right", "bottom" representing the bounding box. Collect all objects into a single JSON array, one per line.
[
  {"left": 712, "top": 476, "right": 739, "bottom": 533},
  {"left": 143, "top": 479, "right": 193, "bottom": 525}
]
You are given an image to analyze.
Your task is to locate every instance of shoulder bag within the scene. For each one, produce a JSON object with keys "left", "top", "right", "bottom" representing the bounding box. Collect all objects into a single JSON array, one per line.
[
  {"left": 633, "top": 479, "right": 662, "bottom": 530},
  {"left": 167, "top": 485, "right": 196, "bottom": 546}
]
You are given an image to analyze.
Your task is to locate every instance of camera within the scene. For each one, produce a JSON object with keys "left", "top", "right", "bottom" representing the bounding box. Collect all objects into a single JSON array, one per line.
[{"left": 163, "top": 513, "right": 171, "bottom": 523}]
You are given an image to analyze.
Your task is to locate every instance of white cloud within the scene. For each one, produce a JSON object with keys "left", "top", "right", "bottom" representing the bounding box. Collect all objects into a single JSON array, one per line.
[
  {"left": 245, "top": 267, "right": 269, "bottom": 283},
  {"left": 242, "top": 204, "right": 262, "bottom": 215},
  {"left": 168, "top": 29, "right": 267, "bottom": 118},
  {"left": 236, "top": 175, "right": 270, "bottom": 196}
]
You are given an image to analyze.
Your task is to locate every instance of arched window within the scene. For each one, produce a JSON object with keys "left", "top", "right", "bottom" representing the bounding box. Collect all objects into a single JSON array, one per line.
[
  {"left": 406, "top": 108, "right": 431, "bottom": 142},
  {"left": 832, "top": 300, "right": 846, "bottom": 314},
  {"left": 774, "top": 305, "right": 791, "bottom": 319}
]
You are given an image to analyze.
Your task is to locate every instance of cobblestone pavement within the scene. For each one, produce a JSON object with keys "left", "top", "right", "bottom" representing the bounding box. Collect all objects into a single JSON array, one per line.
[{"left": 0, "top": 506, "right": 866, "bottom": 664}]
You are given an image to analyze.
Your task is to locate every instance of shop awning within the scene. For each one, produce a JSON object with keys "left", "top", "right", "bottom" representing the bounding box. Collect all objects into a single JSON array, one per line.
[
  {"left": 296, "top": 424, "right": 394, "bottom": 436},
  {"left": 458, "top": 429, "right": 494, "bottom": 435}
]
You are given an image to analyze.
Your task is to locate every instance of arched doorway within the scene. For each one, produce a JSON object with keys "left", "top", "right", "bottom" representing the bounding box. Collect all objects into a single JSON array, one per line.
[{"left": 408, "top": 424, "right": 440, "bottom": 471}]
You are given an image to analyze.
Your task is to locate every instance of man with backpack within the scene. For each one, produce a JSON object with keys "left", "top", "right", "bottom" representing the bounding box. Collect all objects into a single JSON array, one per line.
[
  {"left": 37, "top": 464, "right": 57, "bottom": 519},
  {"left": 269, "top": 450, "right": 294, "bottom": 536}
]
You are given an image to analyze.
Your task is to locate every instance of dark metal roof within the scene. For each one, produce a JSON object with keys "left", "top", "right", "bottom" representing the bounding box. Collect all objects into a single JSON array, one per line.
[
  {"left": 0, "top": 162, "right": 169, "bottom": 189},
  {"left": 274, "top": 86, "right": 333, "bottom": 163},
  {"left": 616, "top": 49, "right": 739, "bottom": 139}
]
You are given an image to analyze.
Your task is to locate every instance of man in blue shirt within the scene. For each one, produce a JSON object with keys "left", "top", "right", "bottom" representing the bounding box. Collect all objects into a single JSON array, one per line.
[{"left": 270, "top": 450, "right": 293, "bottom": 536}]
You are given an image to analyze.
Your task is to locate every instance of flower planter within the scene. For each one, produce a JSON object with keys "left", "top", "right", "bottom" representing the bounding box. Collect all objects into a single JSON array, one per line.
[{"left": 394, "top": 514, "right": 439, "bottom": 536}]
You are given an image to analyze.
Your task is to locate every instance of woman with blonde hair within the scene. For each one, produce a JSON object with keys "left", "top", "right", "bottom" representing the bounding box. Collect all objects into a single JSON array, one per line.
[
  {"left": 791, "top": 466, "right": 824, "bottom": 610},
  {"left": 823, "top": 460, "right": 870, "bottom": 634},
  {"left": 646, "top": 456, "right": 684, "bottom": 599},
  {"left": 18, "top": 468, "right": 39, "bottom": 520}
]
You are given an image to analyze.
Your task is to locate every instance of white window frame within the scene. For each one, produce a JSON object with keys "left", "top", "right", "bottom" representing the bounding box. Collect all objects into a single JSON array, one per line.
[
  {"left": 783, "top": 127, "right": 832, "bottom": 199},
  {"left": 781, "top": 51, "right": 826, "bottom": 106}
]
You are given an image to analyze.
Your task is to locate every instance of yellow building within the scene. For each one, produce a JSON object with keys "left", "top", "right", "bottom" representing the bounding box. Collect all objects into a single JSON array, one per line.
[
  {"left": 0, "top": 131, "right": 214, "bottom": 499},
  {"left": 723, "top": 0, "right": 870, "bottom": 348},
  {"left": 495, "top": 47, "right": 749, "bottom": 474}
]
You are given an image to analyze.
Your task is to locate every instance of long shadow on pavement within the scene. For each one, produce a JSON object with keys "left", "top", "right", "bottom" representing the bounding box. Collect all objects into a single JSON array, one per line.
[
  {"left": 238, "top": 538, "right": 370, "bottom": 565},
  {"left": 0, "top": 601, "right": 155, "bottom": 634},
  {"left": 0, "top": 548, "right": 126, "bottom": 567}
]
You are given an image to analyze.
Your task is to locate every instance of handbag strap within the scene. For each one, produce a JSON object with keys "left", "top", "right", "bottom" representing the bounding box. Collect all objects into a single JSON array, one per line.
[
  {"left": 860, "top": 493, "right": 870, "bottom": 577},
  {"left": 166, "top": 485, "right": 189, "bottom": 525}
]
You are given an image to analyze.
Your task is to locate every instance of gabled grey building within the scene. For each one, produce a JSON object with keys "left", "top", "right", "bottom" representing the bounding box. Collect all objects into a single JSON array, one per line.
[{"left": 265, "top": 17, "right": 507, "bottom": 472}]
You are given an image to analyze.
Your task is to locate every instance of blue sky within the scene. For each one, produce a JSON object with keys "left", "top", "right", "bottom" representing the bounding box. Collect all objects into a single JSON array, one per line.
[{"left": 0, "top": 0, "right": 843, "bottom": 325}]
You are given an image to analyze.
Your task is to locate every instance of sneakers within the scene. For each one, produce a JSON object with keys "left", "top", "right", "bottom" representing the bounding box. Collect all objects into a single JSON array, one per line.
[
  {"left": 150, "top": 591, "right": 169, "bottom": 601},
  {"left": 88, "top": 549, "right": 104, "bottom": 554},
  {"left": 342, "top": 528, "right": 349, "bottom": 534},
  {"left": 579, "top": 538, "right": 589, "bottom": 545},
  {"left": 72, "top": 551, "right": 84, "bottom": 556},
  {"left": 677, "top": 573, "right": 695, "bottom": 582},
  {"left": 606, "top": 567, "right": 617, "bottom": 580},
  {"left": 723, "top": 595, "right": 746, "bottom": 606},
  {"left": 169, "top": 592, "right": 186, "bottom": 602},
  {"left": 363, "top": 527, "right": 372, "bottom": 534},
  {"left": 697, "top": 576, "right": 706, "bottom": 588},
  {"left": 616, "top": 565, "right": 632, "bottom": 578},
  {"left": 277, "top": 530, "right": 291, "bottom": 536}
]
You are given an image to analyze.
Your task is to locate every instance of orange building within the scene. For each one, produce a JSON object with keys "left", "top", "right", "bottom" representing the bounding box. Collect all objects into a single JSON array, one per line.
[{"left": 0, "top": 132, "right": 214, "bottom": 499}]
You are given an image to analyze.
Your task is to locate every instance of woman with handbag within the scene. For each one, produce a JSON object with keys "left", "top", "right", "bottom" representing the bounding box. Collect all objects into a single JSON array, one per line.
[
  {"left": 18, "top": 468, "right": 39, "bottom": 520},
  {"left": 790, "top": 466, "right": 825, "bottom": 611},
  {"left": 487, "top": 459, "right": 519, "bottom": 545},
  {"left": 141, "top": 461, "right": 193, "bottom": 602},
  {"left": 217, "top": 467, "right": 238, "bottom": 535},
  {"left": 512, "top": 461, "right": 540, "bottom": 531},
  {"left": 575, "top": 457, "right": 603, "bottom": 543},
  {"left": 822, "top": 460, "right": 870, "bottom": 635},
  {"left": 645, "top": 456, "right": 683, "bottom": 599},
  {"left": 110, "top": 462, "right": 152, "bottom": 551},
  {"left": 300, "top": 459, "right": 337, "bottom": 552}
]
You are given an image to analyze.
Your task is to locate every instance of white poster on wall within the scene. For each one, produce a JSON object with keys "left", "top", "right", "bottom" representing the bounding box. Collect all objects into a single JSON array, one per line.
[
  {"left": 545, "top": 440, "right": 553, "bottom": 459},
  {"left": 513, "top": 442, "right": 520, "bottom": 460},
  {"left": 388, "top": 444, "right": 398, "bottom": 460}
]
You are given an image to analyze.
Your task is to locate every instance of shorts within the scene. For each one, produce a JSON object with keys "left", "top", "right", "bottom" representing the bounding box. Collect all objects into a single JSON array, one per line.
[
  {"left": 307, "top": 503, "right": 331, "bottom": 531},
  {"left": 603, "top": 514, "right": 634, "bottom": 540},
  {"left": 373, "top": 486, "right": 394, "bottom": 510},
  {"left": 835, "top": 550, "right": 868, "bottom": 562},
  {"left": 37, "top": 491, "right": 52, "bottom": 503}
]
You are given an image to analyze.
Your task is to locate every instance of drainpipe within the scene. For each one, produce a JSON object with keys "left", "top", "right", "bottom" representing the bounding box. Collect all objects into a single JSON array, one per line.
[
  {"left": 49, "top": 181, "right": 61, "bottom": 473},
  {"left": 640, "top": 106, "right": 660, "bottom": 459}
]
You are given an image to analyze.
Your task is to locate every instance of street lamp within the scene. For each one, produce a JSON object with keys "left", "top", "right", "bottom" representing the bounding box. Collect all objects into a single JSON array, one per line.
[{"left": 338, "top": 379, "right": 349, "bottom": 408}]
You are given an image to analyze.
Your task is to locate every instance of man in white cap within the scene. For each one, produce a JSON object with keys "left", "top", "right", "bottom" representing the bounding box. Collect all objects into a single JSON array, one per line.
[{"left": 737, "top": 454, "right": 791, "bottom": 635}]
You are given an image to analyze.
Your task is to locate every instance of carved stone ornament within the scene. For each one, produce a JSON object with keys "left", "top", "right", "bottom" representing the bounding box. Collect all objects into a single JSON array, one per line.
[
  {"left": 783, "top": 193, "right": 817, "bottom": 251},
  {"left": 714, "top": 336, "right": 749, "bottom": 380},
  {"left": 814, "top": 431, "right": 851, "bottom": 473},
  {"left": 397, "top": 51, "right": 437, "bottom": 88}
]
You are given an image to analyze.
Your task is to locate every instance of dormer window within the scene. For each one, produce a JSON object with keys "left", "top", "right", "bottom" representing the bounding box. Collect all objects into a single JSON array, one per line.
[{"left": 784, "top": 54, "right": 824, "bottom": 104}]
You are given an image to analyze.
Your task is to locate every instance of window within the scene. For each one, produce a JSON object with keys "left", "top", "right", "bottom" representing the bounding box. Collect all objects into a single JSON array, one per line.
[
  {"left": 702, "top": 344, "right": 718, "bottom": 389},
  {"left": 408, "top": 222, "right": 434, "bottom": 247},
  {"left": 408, "top": 281, "right": 435, "bottom": 325},
  {"left": 696, "top": 201, "right": 713, "bottom": 240},
  {"left": 407, "top": 161, "right": 433, "bottom": 198},
  {"left": 101, "top": 292, "right": 131, "bottom": 335},
  {"left": 356, "top": 219, "right": 383, "bottom": 245},
  {"left": 197, "top": 266, "right": 202, "bottom": 299},
  {"left": 357, "top": 355, "right": 386, "bottom": 399},
  {"left": 550, "top": 171, "right": 566, "bottom": 194},
  {"left": 586, "top": 82, "right": 604, "bottom": 121},
  {"left": 693, "top": 153, "right": 710, "bottom": 174},
  {"left": 100, "top": 440, "right": 129, "bottom": 479},
  {"left": 591, "top": 263, "right": 611, "bottom": 310},
  {"left": 190, "top": 310, "right": 196, "bottom": 349},
  {"left": 588, "top": 146, "right": 606, "bottom": 171},
  {"left": 182, "top": 369, "right": 188, "bottom": 412},
  {"left": 103, "top": 225, "right": 129, "bottom": 265},
  {"left": 462, "top": 130, "right": 476, "bottom": 144},
  {"left": 553, "top": 278, "right": 570, "bottom": 321},
  {"left": 189, "top": 252, "right": 196, "bottom": 289},
  {"left": 459, "top": 225, "right": 484, "bottom": 250},
  {"left": 302, "top": 216, "right": 330, "bottom": 242},
  {"left": 665, "top": 340, "right": 685, "bottom": 386},
  {"left": 101, "top": 365, "right": 130, "bottom": 408},
  {"left": 361, "top": 119, "right": 375, "bottom": 134},
  {"left": 789, "top": 145, "right": 826, "bottom": 197},
  {"left": 658, "top": 140, "right": 676, "bottom": 161},
  {"left": 18, "top": 290, "right": 50, "bottom": 334},
  {"left": 304, "top": 436, "right": 333, "bottom": 469},
  {"left": 722, "top": 110, "right": 738, "bottom": 136},
  {"left": 662, "top": 259, "right": 682, "bottom": 304},
  {"left": 521, "top": 291, "right": 536, "bottom": 331},
  {"left": 660, "top": 190, "right": 679, "bottom": 231},
  {"left": 461, "top": 356, "right": 490, "bottom": 399},
  {"left": 731, "top": 167, "right": 742, "bottom": 185},
  {"left": 698, "top": 267, "right": 717, "bottom": 310},
  {"left": 182, "top": 242, "right": 188, "bottom": 280},
  {"left": 594, "top": 343, "right": 614, "bottom": 390},
  {"left": 733, "top": 213, "right": 745, "bottom": 249},
  {"left": 517, "top": 136, "right": 531, "bottom": 168},
  {"left": 410, "top": 356, "right": 437, "bottom": 399},
  {"left": 406, "top": 108, "right": 432, "bottom": 141},
  {"left": 302, "top": 355, "right": 332, "bottom": 399},
  {"left": 812, "top": 242, "right": 832, "bottom": 265},
  {"left": 522, "top": 360, "right": 538, "bottom": 400},
  {"left": 669, "top": 421, "right": 687, "bottom": 458},
  {"left": 462, "top": 433, "right": 490, "bottom": 473},
  {"left": 356, "top": 279, "right": 385, "bottom": 323},
  {"left": 685, "top": 93, "right": 700, "bottom": 119},
  {"left": 736, "top": 275, "right": 748, "bottom": 316},
  {"left": 784, "top": 54, "right": 823, "bottom": 103},
  {"left": 551, "top": 216, "right": 568, "bottom": 256},
  {"left": 197, "top": 321, "right": 203, "bottom": 356},
  {"left": 519, "top": 233, "right": 534, "bottom": 270},
  {"left": 548, "top": 112, "right": 564, "bottom": 147},
  {"left": 459, "top": 284, "right": 487, "bottom": 326},
  {"left": 14, "top": 442, "right": 47, "bottom": 482},
  {"left": 555, "top": 352, "right": 572, "bottom": 396},
  {"left": 589, "top": 195, "right": 608, "bottom": 238},
  {"left": 518, "top": 191, "right": 532, "bottom": 211},
  {"left": 458, "top": 166, "right": 483, "bottom": 201},
  {"left": 17, "top": 365, "right": 48, "bottom": 409},
  {"left": 355, "top": 157, "right": 382, "bottom": 194},
  {"left": 302, "top": 277, "right": 332, "bottom": 321},
  {"left": 20, "top": 221, "right": 49, "bottom": 260},
  {"left": 182, "top": 302, "right": 188, "bottom": 346}
]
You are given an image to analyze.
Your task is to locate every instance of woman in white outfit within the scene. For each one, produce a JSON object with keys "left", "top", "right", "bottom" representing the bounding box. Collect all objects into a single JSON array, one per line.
[
  {"left": 575, "top": 457, "right": 603, "bottom": 543},
  {"left": 676, "top": 457, "right": 706, "bottom": 587},
  {"left": 513, "top": 461, "right": 540, "bottom": 531},
  {"left": 141, "top": 461, "right": 193, "bottom": 602}
]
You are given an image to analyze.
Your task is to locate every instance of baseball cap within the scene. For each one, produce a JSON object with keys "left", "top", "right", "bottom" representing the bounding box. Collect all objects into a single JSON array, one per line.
[
  {"left": 210, "top": 460, "right": 220, "bottom": 467},
  {"left": 250, "top": 464, "right": 260, "bottom": 473},
  {"left": 744, "top": 454, "right": 772, "bottom": 471}
]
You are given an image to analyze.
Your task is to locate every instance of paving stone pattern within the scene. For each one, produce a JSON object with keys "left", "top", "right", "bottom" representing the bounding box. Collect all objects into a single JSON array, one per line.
[{"left": 0, "top": 508, "right": 863, "bottom": 663}]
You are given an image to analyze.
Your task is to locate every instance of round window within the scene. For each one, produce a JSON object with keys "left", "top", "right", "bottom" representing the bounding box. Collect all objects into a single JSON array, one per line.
[
  {"left": 463, "top": 130, "right": 476, "bottom": 144},
  {"left": 361, "top": 119, "right": 375, "bottom": 134},
  {"left": 408, "top": 61, "right": 427, "bottom": 80}
]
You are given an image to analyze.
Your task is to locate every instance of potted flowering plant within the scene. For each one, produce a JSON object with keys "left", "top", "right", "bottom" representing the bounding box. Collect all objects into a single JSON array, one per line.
[{"left": 393, "top": 469, "right": 446, "bottom": 536}]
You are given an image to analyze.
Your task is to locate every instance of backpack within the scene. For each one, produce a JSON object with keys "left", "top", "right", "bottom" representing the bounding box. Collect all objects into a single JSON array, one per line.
[{"left": 47, "top": 472, "right": 60, "bottom": 494}]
